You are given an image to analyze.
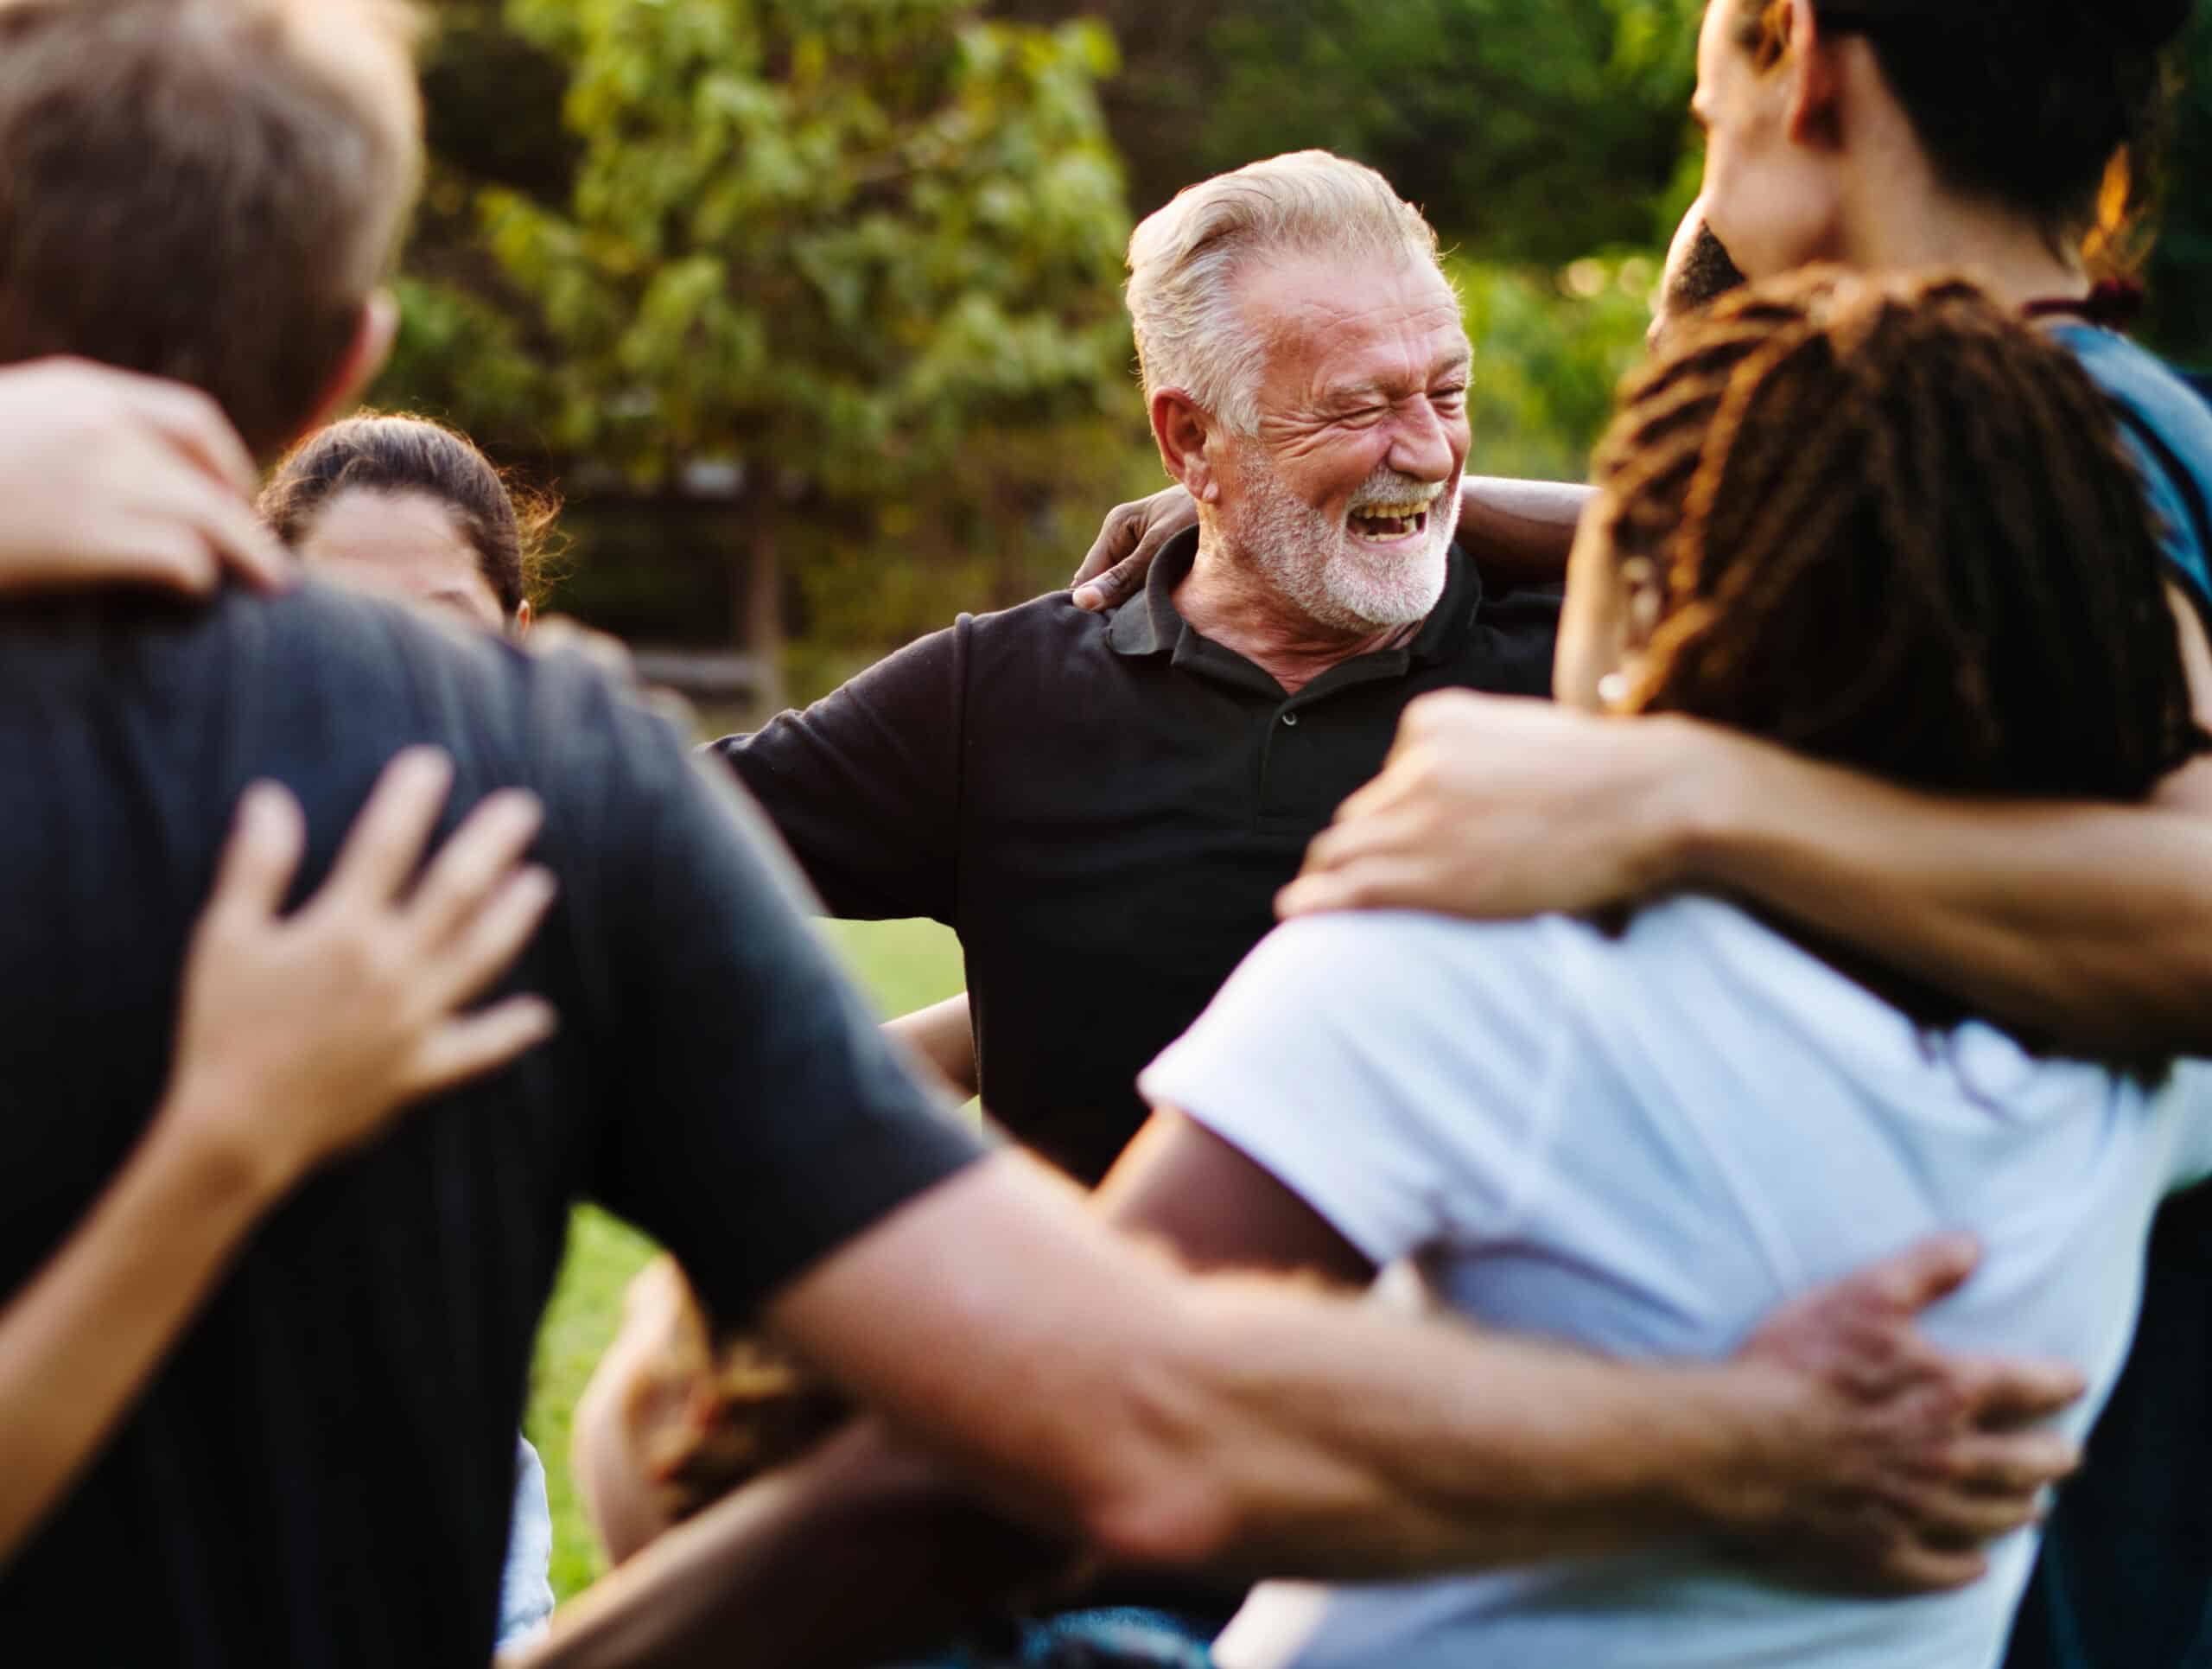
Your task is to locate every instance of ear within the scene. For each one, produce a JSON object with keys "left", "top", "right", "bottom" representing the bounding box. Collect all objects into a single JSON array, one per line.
[
  {"left": 1781, "top": 0, "right": 1847, "bottom": 149},
  {"left": 511, "top": 600, "right": 534, "bottom": 637},
  {"left": 1149, "top": 389, "right": 1225, "bottom": 506},
  {"left": 278, "top": 290, "right": 402, "bottom": 455}
]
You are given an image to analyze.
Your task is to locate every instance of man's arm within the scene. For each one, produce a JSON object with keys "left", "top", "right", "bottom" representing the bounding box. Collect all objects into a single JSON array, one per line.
[
  {"left": 881, "top": 992, "right": 977, "bottom": 1101},
  {"left": 766, "top": 1154, "right": 2075, "bottom": 1586},
  {"left": 1284, "top": 586, "right": 2212, "bottom": 1055},
  {"left": 515, "top": 1150, "right": 2078, "bottom": 1669},
  {"left": 704, "top": 623, "right": 967, "bottom": 922}
]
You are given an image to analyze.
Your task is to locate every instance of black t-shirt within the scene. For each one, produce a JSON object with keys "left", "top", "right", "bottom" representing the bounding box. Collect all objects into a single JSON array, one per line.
[
  {"left": 715, "top": 532, "right": 1560, "bottom": 1183},
  {"left": 0, "top": 581, "right": 983, "bottom": 1666}
]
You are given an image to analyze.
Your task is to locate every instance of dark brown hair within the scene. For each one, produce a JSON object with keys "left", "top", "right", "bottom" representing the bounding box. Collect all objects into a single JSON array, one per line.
[
  {"left": 0, "top": 0, "right": 422, "bottom": 458},
  {"left": 1592, "top": 271, "right": 2203, "bottom": 1034},
  {"left": 260, "top": 414, "right": 559, "bottom": 618},
  {"left": 1735, "top": 0, "right": 2194, "bottom": 270}
]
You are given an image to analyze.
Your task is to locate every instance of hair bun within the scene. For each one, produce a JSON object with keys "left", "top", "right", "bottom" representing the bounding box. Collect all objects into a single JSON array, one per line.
[{"left": 2101, "top": 0, "right": 2194, "bottom": 48}]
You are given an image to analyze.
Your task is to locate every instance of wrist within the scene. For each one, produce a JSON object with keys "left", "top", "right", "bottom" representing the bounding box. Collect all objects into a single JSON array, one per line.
[
  {"left": 1635, "top": 715, "right": 1753, "bottom": 895},
  {"left": 146, "top": 1079, "right": 304, "bottom": 1210},
  {"left": 1665, "top": 1360, "right": 1815, "bottom": 1538}
]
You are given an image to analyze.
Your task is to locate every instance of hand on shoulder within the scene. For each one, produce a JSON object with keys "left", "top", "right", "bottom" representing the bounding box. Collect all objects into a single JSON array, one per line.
[{"left": 0, "top": 359, "right": 290, "bottom": 599}]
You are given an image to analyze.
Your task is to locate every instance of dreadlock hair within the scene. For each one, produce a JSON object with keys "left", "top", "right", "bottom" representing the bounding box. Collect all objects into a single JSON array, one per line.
[{"left": 1590, "top": 269, "right": 2205, "bottom": 1044}]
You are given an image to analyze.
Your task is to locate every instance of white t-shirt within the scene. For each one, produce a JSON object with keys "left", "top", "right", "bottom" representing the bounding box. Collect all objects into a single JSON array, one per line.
[{"left": 1139, "top": 898, "right": 2212, "bottom": 1669}]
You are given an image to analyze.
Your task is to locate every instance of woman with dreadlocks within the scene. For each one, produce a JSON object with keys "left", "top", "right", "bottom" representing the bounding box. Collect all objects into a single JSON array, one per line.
[
  {"left": 1111, "top": 271, "right": 2212, "bottom": 1669},
  {"left": 1264, "top": 7, "right": 2212, "bottom": 1664}
]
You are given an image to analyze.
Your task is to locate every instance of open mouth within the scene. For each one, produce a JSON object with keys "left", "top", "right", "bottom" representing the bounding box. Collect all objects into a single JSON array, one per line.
[{"left": 1348, "top": 500, "right": 1434, "bottom": 545}]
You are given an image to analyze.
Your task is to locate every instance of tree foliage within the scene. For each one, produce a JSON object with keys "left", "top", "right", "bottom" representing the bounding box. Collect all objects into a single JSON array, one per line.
[
  {"left": 373, "top": 0, "right": 2212, "bottom": 670},
  {"left": 477, "top": 0, "right": 1137, "bottom": 492}
]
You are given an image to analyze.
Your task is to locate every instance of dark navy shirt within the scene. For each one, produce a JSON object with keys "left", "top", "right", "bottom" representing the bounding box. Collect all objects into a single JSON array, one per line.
[
  {"left": 715, "top": 533, "right": 1560, "bottom": 1183},
  {"left": 2005, "top": 331, "right": 2212, "bottom": 1669},
  {"left": 0, "top": 582, "right": 982, "bottom": 1666}
]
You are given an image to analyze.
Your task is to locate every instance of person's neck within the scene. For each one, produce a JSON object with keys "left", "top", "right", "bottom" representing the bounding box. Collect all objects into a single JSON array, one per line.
[
  {"left": 1840, "top": 181, "right": 2084, "bottom": 313},
  {"left": 1175, "top": 527, "right": 1414, "bottom": 696}
]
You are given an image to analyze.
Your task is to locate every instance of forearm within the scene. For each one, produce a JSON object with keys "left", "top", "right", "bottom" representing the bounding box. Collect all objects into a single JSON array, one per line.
[
  {"left": 1456, "top": 477, "right": 1589, "bottom": 589},
  {"left": 881, "top": 993, "right": 977, "bottom": 1100},
  {"left": 1145, "top": 1277, "right": 1801, "bottom": 1584},
  {"left": 507, "top": 1421, "right": 1076, "bottom": 1669},
  {"left": 1664, "top": 723, "right": 2212, "bottom": 1053},
  {"left": 0, "top": 1101, "right": 280, "bottom": 1558}
]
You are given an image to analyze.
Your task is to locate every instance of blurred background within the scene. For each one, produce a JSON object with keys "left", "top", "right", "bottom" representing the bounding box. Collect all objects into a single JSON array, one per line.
[
  {"left": 381, "top": 0, "right": 2212, "bottom": 726},
  {"left": 381, "top": 0, "right": 2212, "bottom": 1595}
]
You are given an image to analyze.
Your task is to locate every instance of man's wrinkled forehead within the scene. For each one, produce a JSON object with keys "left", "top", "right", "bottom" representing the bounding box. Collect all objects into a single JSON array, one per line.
[{"left": 1240, "top": 252, "right": 1468, "bottom": 399}]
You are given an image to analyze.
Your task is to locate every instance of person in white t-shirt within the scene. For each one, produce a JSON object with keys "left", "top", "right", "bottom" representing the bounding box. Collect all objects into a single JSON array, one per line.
[{"left": 1105, "top": 271, "right": 2212, "bottom": 1669}]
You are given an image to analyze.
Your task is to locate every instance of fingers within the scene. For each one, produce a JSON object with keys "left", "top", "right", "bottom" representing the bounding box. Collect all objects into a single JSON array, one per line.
[
  {"left": 1073, "top": 550, "right": 1147, "bottom": 614},
  {"left": 1073, "top": 494, "right": 1195, "bottom": 612},
  {"left": 1871, "top": 1541, "right": 1989, "bottom": 1596},
  {"left": 1952, "top": 1354, "right": 2088, "bottom": 1430},
  {"left": 132, "top": 465, "right": 294, "bottom": 595},
  {"left": 1853, "top": 1233, "right": 1982, "bottom": 1314},
  {"left": 1277, "top": 858, "right": 1430, "bottom": 920},
  {"left": 405, "top": 788, "right": 545, "bottom": 950},
  {"left": 322, "top": 749, "right": 457, "bottom": 906},
  {"left": 112, "top": 374, "right": 261, "bottom": 495},
  {"left": 1071, "top": 505, "right": 1141, "bottom": 592},
  {"left": 1926, "top": 1428, "right": 2081, "bottom": 1496},
  {"left": 411, "top": 995, "right": 560, "bottom": 1094},
  {"left": 207, "top": 781, "right": 308, "bottom": 922},
  {"left": 433, "top": 865, "right": 560, "bottom": 1011}
]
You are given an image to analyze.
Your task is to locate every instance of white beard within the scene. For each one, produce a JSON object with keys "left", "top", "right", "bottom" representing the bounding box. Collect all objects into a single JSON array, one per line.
[{"left": 1231, "top": 454, "right": 1459, "bottom": 634}]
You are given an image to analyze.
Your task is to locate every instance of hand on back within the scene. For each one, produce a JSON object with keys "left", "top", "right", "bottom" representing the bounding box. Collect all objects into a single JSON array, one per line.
[
  {"left": 162, "top": 748, "right": 559, "bottom": 1198},
  {"left": 1720, "top": 1234, "right": 2082, "bottom": 1593},
  {"left": 0, "top": 359, "right": 291, "bottom": 599}
]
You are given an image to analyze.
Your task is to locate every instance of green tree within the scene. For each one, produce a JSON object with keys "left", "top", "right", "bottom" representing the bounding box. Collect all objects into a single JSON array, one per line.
[{"left": 397, "top": 0, "right": 1142, "bottom": 686}]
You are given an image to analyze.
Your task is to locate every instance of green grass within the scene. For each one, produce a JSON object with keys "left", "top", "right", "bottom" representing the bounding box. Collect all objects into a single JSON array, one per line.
[{"left": 522, "top": 916, "right": 965, "bottom": 1600}]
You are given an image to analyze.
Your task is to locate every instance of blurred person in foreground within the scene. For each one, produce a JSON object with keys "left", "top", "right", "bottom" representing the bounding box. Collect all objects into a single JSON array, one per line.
[
  {"left": 0, "top": 361, "right": 553, "bottom": 1570},
  {"left": 526, "top": 270, "right": 2212, "bottom": 1669},
  {"left": 0, "top": 5, "right": 2083, "bottom": 1664}
]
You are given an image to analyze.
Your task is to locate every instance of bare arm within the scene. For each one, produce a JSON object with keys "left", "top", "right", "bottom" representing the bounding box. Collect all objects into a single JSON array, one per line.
[
  {"left": 772, "top": 1152, "right": 2072, "bottom": 1583},
  {"left": 521, "top": 1137, "right": 2076, "bottom": 1668},
  {"left": 0, "top": 753, "right": 556, "bottom": 1561},
  {"left": 880, "top": 992, "right": 977, "bottom": 1100},
  {"left": 1287, "top": 586, "right": 2212, "bottom": 1055}
]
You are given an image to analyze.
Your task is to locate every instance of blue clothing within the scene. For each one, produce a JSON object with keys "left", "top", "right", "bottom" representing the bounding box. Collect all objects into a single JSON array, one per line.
[
  {"left": 901, "top": 1607, "right": 1218, "bottom": 1669},
  {"left": 2004, "top": 329, "right": 2212, "bottom": 1669},
  {"left": 497, "top": 1436, "right": 556, "bottom": 1651}
]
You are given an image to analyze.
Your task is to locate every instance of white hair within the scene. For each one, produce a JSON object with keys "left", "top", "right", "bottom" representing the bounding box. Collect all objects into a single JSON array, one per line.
[{"left": 1126, "top": 150, "right": 1446, "bottom": 436}]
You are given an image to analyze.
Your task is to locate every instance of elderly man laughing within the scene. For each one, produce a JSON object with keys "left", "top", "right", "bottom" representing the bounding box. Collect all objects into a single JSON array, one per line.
[{"left": 710, "top": 150, "right": 1557, "bottom": 1185}]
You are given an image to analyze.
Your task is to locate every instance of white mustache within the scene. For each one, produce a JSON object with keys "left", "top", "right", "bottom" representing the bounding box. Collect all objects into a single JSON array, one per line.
[{"left": 1347, "top": 471, "right": 1447, "bottom": 516}]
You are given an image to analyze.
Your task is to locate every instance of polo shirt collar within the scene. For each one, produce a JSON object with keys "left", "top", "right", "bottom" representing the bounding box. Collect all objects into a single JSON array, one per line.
[{"left": 1106, "top": 525, "right": 1484, "bottom": 668}]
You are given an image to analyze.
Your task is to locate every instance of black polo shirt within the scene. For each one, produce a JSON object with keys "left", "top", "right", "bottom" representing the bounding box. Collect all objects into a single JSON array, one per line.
[
  {"left": 716, "top": 531, "right": 1560, "bottom": 1182},
  {"left": 0, "top": 582, "right": 982, "bottom": 1666}
]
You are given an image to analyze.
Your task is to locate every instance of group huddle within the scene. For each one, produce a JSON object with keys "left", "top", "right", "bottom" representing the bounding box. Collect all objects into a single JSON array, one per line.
[{"left": 4, "top": 2, "right": 2212, "bottom": 1669}]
